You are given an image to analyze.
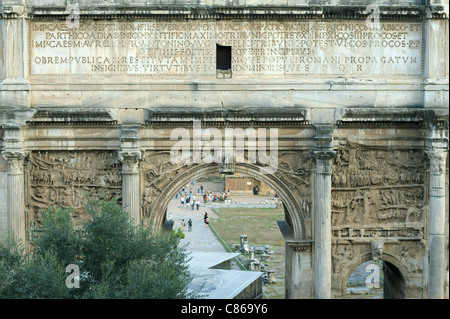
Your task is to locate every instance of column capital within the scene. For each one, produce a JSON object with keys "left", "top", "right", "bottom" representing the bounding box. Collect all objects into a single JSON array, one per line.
[
  {"left": 425, "top": 149, "right": 448, "bottom": 175},
  {"left": 1, "top": 150, "right": 26, "bottom": 174},
  {"left": 425, "top": 149, "right": 448, "bottom": 160},
  {"left": 310, "top": 150, "right": 337, "bottom": 161},
  {"left": 118, "top": 150, "right": 142, "bottom": 174},
  {"left": 311, "top": 150, "right": 336, "bottom": 175}
]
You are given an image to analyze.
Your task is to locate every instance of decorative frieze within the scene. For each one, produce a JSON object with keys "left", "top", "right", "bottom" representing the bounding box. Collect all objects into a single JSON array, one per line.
[
  {"left": 25, "top": 151, "right": 122, "bottom": 224},
  {"left": 331, "top": 147, "right": 427, "bottom": 241}
]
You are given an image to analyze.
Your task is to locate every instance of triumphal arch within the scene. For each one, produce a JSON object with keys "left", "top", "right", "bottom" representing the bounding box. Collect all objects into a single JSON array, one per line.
[{"left": 1, "top": 0, "right": 448, "bottom": 298}]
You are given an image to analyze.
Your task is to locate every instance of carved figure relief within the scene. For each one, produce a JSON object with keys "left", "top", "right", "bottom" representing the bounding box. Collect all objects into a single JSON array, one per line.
[
  {"left": 25, "top": 151, "right": 122, "bottom": 224},
  {"left": 274, "top": 151, "right": 312, "bottom": 219},
  {"left": 331, "top": 147, "right": 427, "bottom": 240},
  {"left": 275, "top": 151, "right": 311, "bottom": 188},
  {"left": 384, "top": 242, "right": 424, "bottom": 274},
  {"left": 141, "top": 151, "right": 192, "bottom": 218}
]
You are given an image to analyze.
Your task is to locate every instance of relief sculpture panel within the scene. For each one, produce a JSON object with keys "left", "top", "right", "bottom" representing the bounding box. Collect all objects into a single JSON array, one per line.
[
  {"left": 141, "top": 151, "right": 194, "bottom": 220},
  {"left": 274, "top": 151, "right": 312, "bottom": 220},
  {"left": 331, "top": 147, "right": 427, "bottom": 241},
  {"left": 25, "top": 151, "right": 122, "bottom": 226}
]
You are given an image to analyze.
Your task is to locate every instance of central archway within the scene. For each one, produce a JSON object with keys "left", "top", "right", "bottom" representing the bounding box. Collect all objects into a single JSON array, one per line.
[{"left": 147, "top": 162, "right": 307, "bottom": 241}]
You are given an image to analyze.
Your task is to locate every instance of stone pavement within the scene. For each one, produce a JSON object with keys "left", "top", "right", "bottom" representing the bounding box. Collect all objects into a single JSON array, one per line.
[
  {"left": 169, "top": 181, "right": 265, "bottom": 299},
  {"left": 166, "top": 180, "right": 276, "bottom": 253},
  {"left": 167, "top": 181, "right": 227, "bottom": 252}
]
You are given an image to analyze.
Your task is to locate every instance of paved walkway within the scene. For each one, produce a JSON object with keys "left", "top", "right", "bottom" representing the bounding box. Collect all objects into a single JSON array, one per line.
[
  {"left": 167, "top": 181, "right": 227, "bottom": 252},
  {"left": 167, "top": 180, "right": 274, "bottom": 252}
]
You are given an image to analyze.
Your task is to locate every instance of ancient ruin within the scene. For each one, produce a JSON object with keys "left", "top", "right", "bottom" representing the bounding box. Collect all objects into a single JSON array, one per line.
[{"left": 1, "top": 0, "right": 448, "bottom": 298}]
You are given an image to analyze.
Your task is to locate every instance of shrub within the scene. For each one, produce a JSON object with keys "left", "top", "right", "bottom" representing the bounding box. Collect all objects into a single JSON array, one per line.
[{"left": 0, "top": 196, "right": 198, "bottom": 299}]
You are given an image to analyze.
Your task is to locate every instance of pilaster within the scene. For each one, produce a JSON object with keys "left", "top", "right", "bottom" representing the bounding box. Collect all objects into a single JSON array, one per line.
[
  {"left": 423, "top": 2, "right": 449, "bottom": 109},
  {"left": 0, "top": 1, "right": 30, "bottom": 108}
]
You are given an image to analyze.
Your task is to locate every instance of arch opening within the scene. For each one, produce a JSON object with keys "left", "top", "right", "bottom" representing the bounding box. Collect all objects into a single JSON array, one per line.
[
  {"left": 147, "top": 162, "right": 306, "bottom": 241},
  {"left": 345, "top": 256, "right": 406, "bottom": 299},
  {"left": 145, "top": 163, "right": 309, "bottom": 299}
]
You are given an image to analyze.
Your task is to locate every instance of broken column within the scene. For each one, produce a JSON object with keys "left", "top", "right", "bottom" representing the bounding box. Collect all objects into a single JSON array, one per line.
[
  {"left": 239, "top": 235, "right": 248, "bottom": 251},
  {"left": 250, "top": 260, "right": 261, "bottom": 272}
]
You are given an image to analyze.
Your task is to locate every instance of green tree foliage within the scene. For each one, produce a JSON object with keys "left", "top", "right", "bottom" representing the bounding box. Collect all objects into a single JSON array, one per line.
[{"left": 0, "top": 196, "right": 197, "bottom": 299}]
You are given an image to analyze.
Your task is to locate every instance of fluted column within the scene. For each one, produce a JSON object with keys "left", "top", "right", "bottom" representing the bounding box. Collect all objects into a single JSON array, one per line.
[
  {"left": 119, "top": 151, "right": 142, "bottom": 225},
  {"left": 311, "top": 149, "right": 336, "bottom": 299},
  {"left": 425, "top": 149, "right": 448, "bottom": 299},
  {"left": 2, "top": 151, "right": 26, "bottom": 245}
]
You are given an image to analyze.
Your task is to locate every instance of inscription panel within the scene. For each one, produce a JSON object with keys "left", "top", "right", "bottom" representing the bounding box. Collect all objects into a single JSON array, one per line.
[{"left": 29, "top": 19, "right": 423, "bottom": 78}]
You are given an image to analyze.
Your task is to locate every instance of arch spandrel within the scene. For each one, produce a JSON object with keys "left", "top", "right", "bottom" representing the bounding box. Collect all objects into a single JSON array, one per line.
[{"left": 140, "top": 150, "right": 312, "bottom": 240}]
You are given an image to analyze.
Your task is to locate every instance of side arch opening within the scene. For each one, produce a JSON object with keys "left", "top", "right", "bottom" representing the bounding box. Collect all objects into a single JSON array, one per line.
[{"left": 344, "top": 253, "right": 407, "bottom": 299}]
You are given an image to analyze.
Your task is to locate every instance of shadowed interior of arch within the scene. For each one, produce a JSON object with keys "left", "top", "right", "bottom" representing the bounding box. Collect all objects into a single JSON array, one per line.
[{"left": 346, "top": 259, "right": 406, "bottom": 299}]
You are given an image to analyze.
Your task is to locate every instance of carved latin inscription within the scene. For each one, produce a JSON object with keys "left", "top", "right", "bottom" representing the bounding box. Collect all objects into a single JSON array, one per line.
[{"left": 29, "top": 19, "right": 423, "bottom": 78}]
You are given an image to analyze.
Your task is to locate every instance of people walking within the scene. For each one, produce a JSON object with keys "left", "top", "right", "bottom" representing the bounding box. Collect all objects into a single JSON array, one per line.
[
  {"left": 186, "top": 196, "right": 190, "bottom": 209},
  {"left": 196, "top": 199, "right": 200, "bottom": 210},
  {"left": 188, "top": 219, "right": 192, "bottom": 232},
  {"left": 203, "top": 212, "right": 208, "bottom": 224}
]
